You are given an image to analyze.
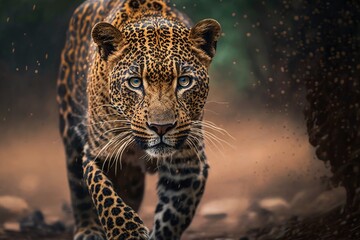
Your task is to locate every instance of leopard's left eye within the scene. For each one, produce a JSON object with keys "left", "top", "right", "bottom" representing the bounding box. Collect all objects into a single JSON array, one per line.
[
  {"left": 128, "top": 77, "right": 142, "bottom": 89},
  {"left": 178, "top": 76, "right": 192, "bottom": 88}
]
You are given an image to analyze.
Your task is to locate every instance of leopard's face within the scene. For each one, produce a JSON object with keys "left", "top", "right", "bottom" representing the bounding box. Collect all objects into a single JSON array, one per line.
[
  {"left": 109, "top": 54, "right": 209, "bottom": 157},
  {"left": 92, "top": 17, "right": 220, "bottom": 157}
]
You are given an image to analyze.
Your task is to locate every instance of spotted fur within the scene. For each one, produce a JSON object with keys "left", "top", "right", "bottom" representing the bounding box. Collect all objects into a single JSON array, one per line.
[{"left": 57, "top": 0, "right": 220, "bottom": 239}]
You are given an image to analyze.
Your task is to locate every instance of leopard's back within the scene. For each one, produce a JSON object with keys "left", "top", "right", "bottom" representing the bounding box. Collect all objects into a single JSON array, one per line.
[{"left": 57, "top": 0, "right": 117, "bottom": 146}]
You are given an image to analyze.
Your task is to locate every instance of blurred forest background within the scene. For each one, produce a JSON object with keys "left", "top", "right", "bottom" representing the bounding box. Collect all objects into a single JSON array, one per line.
[{"left": 0, "top": 0, "right": 359, "bottom": 238}]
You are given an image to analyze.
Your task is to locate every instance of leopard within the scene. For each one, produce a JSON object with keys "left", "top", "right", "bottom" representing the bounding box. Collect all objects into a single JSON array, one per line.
[{"left": 57, "top": 0, "right": 221, "bottom": 239}]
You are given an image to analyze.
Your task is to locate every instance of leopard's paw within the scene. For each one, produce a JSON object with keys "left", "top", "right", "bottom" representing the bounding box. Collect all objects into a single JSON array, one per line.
[
  {"left": 113, "top": 226, "right": 149, "bottom": 240},
  {"left": 138, "top": 226, "right": 150, "bottom": 239},
  {"left": 74, "top": 227, "right": 106, "bottom": 240}
]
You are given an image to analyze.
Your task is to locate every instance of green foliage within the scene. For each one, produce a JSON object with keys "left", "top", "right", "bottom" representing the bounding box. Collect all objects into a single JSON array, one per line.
[{"left": 0, "top": 0, "right": 82, "bottom": 70}]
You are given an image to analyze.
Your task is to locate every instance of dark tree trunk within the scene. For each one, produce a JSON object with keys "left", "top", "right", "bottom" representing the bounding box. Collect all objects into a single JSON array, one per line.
[{"left": 297, "top": 0, "right": 360, "bottom": 208}]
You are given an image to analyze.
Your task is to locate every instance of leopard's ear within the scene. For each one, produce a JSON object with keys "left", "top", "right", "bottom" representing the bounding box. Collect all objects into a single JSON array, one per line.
[
  {"left": 190, "top": 19, "right": 221, "bottom": 64},
  {"left": 92, "top": 22, "right": 122, "bottom": 61}
]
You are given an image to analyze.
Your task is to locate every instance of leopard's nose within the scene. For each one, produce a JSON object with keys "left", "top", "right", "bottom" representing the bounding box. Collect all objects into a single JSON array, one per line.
[{"left": 147, "top": 122, "right": 176, "bottom": 136}]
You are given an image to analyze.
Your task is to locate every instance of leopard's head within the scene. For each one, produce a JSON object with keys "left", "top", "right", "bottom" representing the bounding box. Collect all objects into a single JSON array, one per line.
[{"left": 92, "top": 16, "right": 221, "bottom": 157}]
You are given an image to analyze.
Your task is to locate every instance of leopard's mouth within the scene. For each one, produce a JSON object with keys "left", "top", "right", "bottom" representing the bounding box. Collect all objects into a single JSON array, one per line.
[
  {"left": 133, "top": 130, "right": 190, "bottom": 157},
  {"left": 153, "top": 142, "right": 172, "bottom": 148},
  {"left": 132, "top": 135, "right": 174, "bottom": 156}
]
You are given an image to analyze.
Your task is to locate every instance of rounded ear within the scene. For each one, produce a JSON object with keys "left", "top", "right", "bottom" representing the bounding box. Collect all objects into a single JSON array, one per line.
[
  {"left": 92, "top": 22, "right": 122, "bottom": 61},
  {"left": 190, "top": 19, "right": 221, "bottom": 59}
]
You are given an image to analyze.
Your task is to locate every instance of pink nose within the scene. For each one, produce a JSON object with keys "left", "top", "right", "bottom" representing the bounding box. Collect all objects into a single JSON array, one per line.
[{"left": 147, "top": 122, "right": 176, "bottom": 136}]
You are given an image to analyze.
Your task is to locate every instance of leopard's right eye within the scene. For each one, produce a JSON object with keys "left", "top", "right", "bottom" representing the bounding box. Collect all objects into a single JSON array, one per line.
[{"left": 128, "top": 77, "right": 142, "bottom": 89}]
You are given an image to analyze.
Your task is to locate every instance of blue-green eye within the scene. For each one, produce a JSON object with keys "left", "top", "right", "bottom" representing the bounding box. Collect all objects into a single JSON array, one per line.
[
  {"left": 128, "top": 77, "right": 142, "bottom": 88},
  {"left": 178, "top": 76, "right": 192, "bottom": 88}
]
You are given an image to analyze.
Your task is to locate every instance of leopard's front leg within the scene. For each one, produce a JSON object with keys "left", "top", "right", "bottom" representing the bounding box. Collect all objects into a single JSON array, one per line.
[
  {"left": 82, "top": 145, "right": 149, "bottom": 240},
  {"left": 150, "top": 150, "right": 209, "bottom": 240}
]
